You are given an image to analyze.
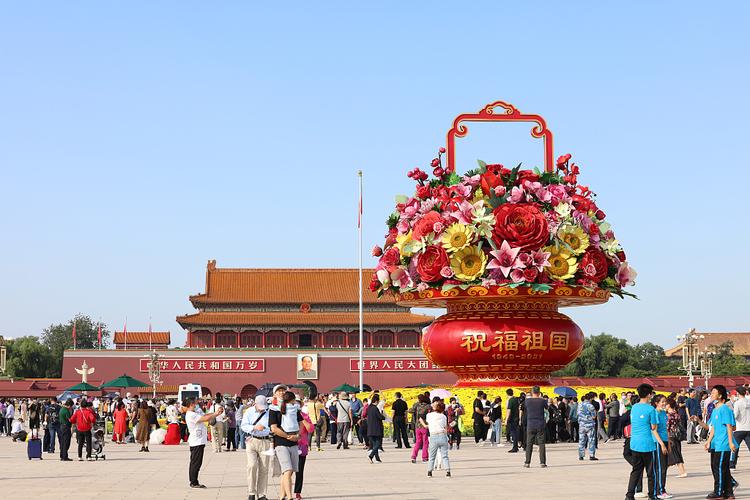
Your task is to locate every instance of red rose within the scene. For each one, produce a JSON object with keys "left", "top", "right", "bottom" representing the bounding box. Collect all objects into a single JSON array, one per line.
[
  {"left": 416, "top": 185, "right": 431, "bottom": 199},
  {"left": 579, "top": 248, "right": 609, "bottom": 282},
  {"left": 415, "top": 245, "right": 449, "bottom": 283},
  {"left": 412, "top": 211, "right": 442, "bottom": 241},
  {"left": 480, "top": 170, "right": 502, "bottom": 196},
  {"left": 492, "top": 203, "right": 550, "bottom": 251},
  {"left": 516, "top": 170, "right": 540, "bottom": 185},
  {"left": 523, "top": 267, "right": 539, "bottom": 282},
  {"left": 380, "top": 247, "right": 401, "bottom": 272},
  {"left": 384, "top": 228, "right": 398, "bottom": 247},
  {"left": 369, "top": 275, "right": 380, "bottom": 292}
]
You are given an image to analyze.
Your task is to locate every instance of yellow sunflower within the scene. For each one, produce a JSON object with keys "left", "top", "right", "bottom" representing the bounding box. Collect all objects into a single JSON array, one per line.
[
  {"left": 557, "top": 224, "right": 589, "bottom": 256},
  {"left": 450, "top": 245, "right": 487, "bottom": 282},
  {"left": 544, "top": 244, "right": 579, "bottom": 281},
  {"left": 394, "top": 231, "right": 420, "bottom": 257},
  {"left": 441, "top": 223, "right": 474, "bottom": 253}
]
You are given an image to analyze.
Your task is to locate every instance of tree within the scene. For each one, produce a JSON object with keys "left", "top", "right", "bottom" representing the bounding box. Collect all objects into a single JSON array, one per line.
[
  {"left": 708, "top": 341, "right": 750, "bottom": 376},
  {"left": 559, "top": 333, "right": 633, "bottom": 377},
  {"left": 40, "top": 314, "right": 110, "bottom": 377},
  {"left": 4, "top": 336, "right": 54, "bottom": 378}
]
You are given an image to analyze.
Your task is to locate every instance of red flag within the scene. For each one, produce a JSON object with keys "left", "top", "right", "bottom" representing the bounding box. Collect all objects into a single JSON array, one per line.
[
  {"left": 97, "top": 322, "right": 102, "bottom": 348},
  {"left": 357, "top": 171, "right": 363, "bottom": 228},
  {"left": 148, "top": 320, "right": 152, "bottom": 350},
  {"left": 123, "top": 318, "right": 128, "bottom": 350},
  {"left": 72, "top": 321, "right": 77, "bottom": 349}
]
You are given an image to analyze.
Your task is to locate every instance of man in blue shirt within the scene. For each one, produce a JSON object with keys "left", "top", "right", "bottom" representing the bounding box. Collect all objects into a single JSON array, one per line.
[
  {"left": 241, "top": 395, "right": 272, "bottom": 500},
  {"left": 705, "top": 385, "right": 737, "bottom": 499},
  {"left": 625, "top": 384, "right": 667, "bottom": 500}
]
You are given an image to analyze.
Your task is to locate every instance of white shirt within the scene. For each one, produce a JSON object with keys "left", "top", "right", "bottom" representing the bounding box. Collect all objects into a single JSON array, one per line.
[
  {"left": 734, "top": 396, "right": 750, "bottom": 432},
  {"left": 209, "top": 403, "right": 226, "bottom": 423},
  {"left": 6, "top": 404, "right": 15, "bottom": 418},
  {"left": 11, "top": 419, "right": 24, "bottom": 434},
  {"left": 186, "top": 410, "right": 207, "bottom": 446},
  {"left": 166, "top": 405, "right": 179, "bottom": 424},
  {"left": 426, "top": 411, "right": 448, "bottom": 435}
]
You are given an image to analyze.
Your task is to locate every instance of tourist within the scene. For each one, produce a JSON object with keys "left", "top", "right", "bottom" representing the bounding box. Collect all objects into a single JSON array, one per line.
[
  {"left": 391, "top": 392, "right": 410, "bottom": 448},
  {"left": 164, "top": 399, "right": 182, "bottom": 445},
  {"left": 69, "top": 400, "right": 96, "bottom": 461},
  {"left": 705, "top": 384, "right": 737, "bottom": 499},
  {"left": 472, "top": 390, "right": 486, "bottom": 445},
  {"left": 425, "top": 400, "right": 450, "bottom": 478},
  {"left": 183, "top": 396, "right": 224, "bottom": 489},
  {"left": 27, "top": 402, "right": 41, "bottom": 438},
  {"left": 269, "top": 391, "right": 303, "bottom": 500},
  {"left": 524, "top": 386, "right": 548, "bottom": 468},
  {"left": 209, "top": 394, "right": 226, "bottom": 453},
  {"left": 545, "top": 396, "right": 559, "bottom": 444},
  {"left": 5, "top": 399, "right": 15, "bottom": 436},
  {"left": 236, "top": 397, "right": 248, "bottom": 450},
  {"left": 651, "top": 394, "right": 671, "bottom": 499},
  {"left": 568, "top": 397, "right": 579, "bottom": 442},
  {"left": 730, "top": 386, "right": 750, "bottom": 469},
  {"left": 366, "top": 393, "right": 385, "bottom": 463},
  {"left": 518, "top": 392, "right": 527, "bottom": 450},
  {"left": 666, "top": 399, "right": 687, "bottom": 479},
  {"left": 557, "top": 397, "right": 570, "bottom": 442},
  {"left": 621, "top": 394, "right": 647, "bottom": 498},
  {"left": 577, "top": 393, "right": 597, "bottom": 461},
  {"left": 625, "top": 384, "right": 664, "bottom": 500},
  {"left": 241, "top": 394, "right": 272, "bottom": 500},
  {"left": 112, "top": 402, "right": 128, "bottom": 444},
  {"left": 488, "top": 396, "right": 503, "bottom": 447},
  {"left": 313, "top": 394, "right": 328, "bottom": 451},
  {"left": 447, "top": 397, "right": 464, "bottom": 450},
  {"left": 58, "top": 399, "right": 73, "bottom": 461},
  {"left": 410, "top": 394, "right": 430, "bottom": 463},
  {"left": 136, "top": 400, "right": 151, "bottom": 452},
  {"left": 294, "top": 399, "right": 314, "bottom": 500},
  {"left": 686, "top": 388, "right": 701, "bottom": 444},
  {"left": 505, "top": 389, "right": 520, "bottom": 453},
  {"left": 45, "top": 397, "right": 61, "bottom": 454},
  {"left": 360, "top": 397, "right": 370, "bottom": 449},
  {"left": 10, "top": 417, "right": 26, "bottom": 441},
  {"left": 607, "top": 393, "right": 621, "bottom": 440},
  {"left": 225, "top": 401, "right": 237, "bottom": 451},
  {"left": 334, "top": 391, "right": 352, "bottom": 449},
  {"left": 327, "top": 393, "right": 338, "bottom": 446}
]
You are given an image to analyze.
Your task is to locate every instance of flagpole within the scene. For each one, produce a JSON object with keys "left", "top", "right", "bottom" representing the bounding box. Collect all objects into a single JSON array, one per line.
[
  {"left": 124, "top": 316, "right": 128, "bottom": 351},
  {"left": 358, "top": 170, "right": 364, "bottom": 392},
  {"left": 149, "top": 315, "right": 152, "bottom": 352},
  {"left": 72, "top": 318, "right": 76, "bottom": 350},
  {"left": 98, "top": 317, "right": 102, "bottom": 350}
]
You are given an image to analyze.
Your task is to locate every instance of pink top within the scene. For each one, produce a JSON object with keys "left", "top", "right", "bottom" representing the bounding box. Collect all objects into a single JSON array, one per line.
[{"left": 298, "top": 411, "right": 313, "bottom": 456}]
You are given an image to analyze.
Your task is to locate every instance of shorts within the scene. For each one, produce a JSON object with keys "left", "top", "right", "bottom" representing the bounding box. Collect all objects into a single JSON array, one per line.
[{"left": 275, "top": 445, "right": 299, "bottom": 473}]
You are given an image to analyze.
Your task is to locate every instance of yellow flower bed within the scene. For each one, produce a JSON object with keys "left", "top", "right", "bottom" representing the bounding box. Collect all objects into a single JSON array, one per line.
[{"left": 375, "top": 385, "right": 669, "bottom": 434}]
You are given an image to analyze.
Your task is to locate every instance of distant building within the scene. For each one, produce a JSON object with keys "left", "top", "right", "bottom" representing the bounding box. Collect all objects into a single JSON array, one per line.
[
  {"left": 113, "top": 331, "right": 170, "bottom": 350},
  {"left": 664, "top": 331, "right": 750, "bottom": 359}
]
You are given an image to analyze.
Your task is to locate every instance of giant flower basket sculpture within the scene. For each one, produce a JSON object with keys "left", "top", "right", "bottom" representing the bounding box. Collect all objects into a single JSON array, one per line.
[{"left": 371, "top": 101, "right": 637, "bottom": 386}]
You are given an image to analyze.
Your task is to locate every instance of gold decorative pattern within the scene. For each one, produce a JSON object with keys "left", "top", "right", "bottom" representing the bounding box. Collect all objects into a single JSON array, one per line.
[{"left": 394, "top": 285, "right": 609, "bottom": 309}]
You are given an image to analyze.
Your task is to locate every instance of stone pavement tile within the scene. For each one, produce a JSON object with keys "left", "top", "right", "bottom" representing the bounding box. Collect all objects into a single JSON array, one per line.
[{"left": 1, "top": 436, "right": 747, "bottom": 500}]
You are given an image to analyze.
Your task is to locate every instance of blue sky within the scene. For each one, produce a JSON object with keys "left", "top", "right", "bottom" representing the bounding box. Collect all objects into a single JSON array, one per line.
[{"left": 1, "top": 2, "right": 748, "bottom": 349}]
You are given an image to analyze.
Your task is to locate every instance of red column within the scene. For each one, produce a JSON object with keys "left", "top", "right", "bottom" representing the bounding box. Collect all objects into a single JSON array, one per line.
[
  {"left": 286, "top": 333, "right": 290, "bottom": 348},
  {"left": 212, "top": 332, "right": 216, "bottom": 348},
  {"left": 236, "top": 331, "right": 240, "bottom": 348},
  {"left": 346, "top": 330, "right": 350, "bottom": 348}
]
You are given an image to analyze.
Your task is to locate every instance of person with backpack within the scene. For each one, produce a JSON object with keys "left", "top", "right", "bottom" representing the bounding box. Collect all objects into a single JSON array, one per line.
[
  {"left": 335, "top": 392, "right": 353, "bottom": 450},
  {"left": 45, "top": 397, "right": 61, "bottom": 454}
]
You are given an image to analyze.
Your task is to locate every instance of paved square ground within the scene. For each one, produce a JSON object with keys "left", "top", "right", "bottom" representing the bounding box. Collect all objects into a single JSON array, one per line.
[{"left": 1, "top": 436, "right": 747, "bottom": 499}]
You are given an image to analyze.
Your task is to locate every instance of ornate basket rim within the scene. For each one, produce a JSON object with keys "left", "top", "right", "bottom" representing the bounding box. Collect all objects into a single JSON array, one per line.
[{"left": 394, "top": 284, "right": 610, "bottom": 308}]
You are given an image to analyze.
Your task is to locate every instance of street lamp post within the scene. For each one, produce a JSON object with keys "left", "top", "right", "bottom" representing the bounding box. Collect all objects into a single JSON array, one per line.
[
  {"left": 700, "top": 351, "right": 715, "bottom": 389},
  {"left": 146, "top": 350, "right": 162, "bottom": 399},
  {"left": 677, "top": 328, "right": 704, "bottom": 388},
  {"left": 0, "top": 336, "right": 6, "bottom": 375}
]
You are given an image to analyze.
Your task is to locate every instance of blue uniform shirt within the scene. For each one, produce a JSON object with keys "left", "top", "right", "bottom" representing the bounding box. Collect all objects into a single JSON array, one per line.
[
  {"left": 710, "top": 404, "right": 736, "bottom": 452},
  {"left": 630, "top": 402, "right": 658, "bottom": 452},
  {"left": 655, "top": 409, "right": 668, "bottom": 442},
  {"left": 240, "top": 406, "right": 270, "bottom": 437}
]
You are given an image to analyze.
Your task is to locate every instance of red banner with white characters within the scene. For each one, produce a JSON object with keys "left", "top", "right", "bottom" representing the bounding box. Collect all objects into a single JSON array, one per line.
[
  {"left": 139, "top": 358, "right": 265, "bottom": 373},
  {"left": 349, "top": 359, "right": 442, "bottom": 372}
]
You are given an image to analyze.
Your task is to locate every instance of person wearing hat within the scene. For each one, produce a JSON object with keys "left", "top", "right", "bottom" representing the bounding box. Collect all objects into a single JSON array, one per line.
[
  {"left": 241, "top": 395, "right": 272, "bottom": 500},
  {"left": 335, "top": 392, "right": 353, "bottom": 450}
]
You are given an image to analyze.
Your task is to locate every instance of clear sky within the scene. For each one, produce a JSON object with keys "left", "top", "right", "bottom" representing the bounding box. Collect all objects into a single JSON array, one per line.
[{"left": 1, "top": 2, "right": 748, "bottom": 349}]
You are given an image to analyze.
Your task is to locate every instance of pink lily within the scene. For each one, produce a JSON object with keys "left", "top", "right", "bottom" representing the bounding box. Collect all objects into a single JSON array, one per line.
[
  {"left": 529, "top": 248, "right": 551, "bottom": 272},
  {"left": 487, "top": 240, "right": 522, "bottom": 278}
]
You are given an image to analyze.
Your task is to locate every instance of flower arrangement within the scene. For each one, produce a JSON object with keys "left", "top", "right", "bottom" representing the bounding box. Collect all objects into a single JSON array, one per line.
[{"left": 371, "top": 149, "right": 637, "bottom": 298}]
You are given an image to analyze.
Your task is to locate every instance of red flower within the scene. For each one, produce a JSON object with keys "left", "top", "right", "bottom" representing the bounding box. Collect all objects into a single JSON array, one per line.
[
  {"left": 412, "top": 212, "right": 442, "bottom": 241},
  {"left": 439, "top": 147, "right": 446, "bottom": 154},
  {"left": 616, "top": 250, "right": 627, "bottom": 261},
  {"left": 415, "top": 245, "right": 450, "bottom": 283},
  {"left": 523, "top": 267, "right": 539, "bottom": 282},
  {"left": 416, "top": 185, "right": 431, "bottom": 199},
  {"left": 480, "top": 170, "right": 502, "bottom": 196},
  {"left": 517, "top": 170, "right": 540, "bottom": 185},
  {"left": 595, "top": 209, "right": 606, "bottom": 220},
  {"left": 380, "top": 247, "right": 401, "bottom": 272},
  {"left": 491, "top": 203, "right": 550, "bottom": 251},
  {"left": 556, "top": 154, "right": 571, "bottom": 166},
  {"left": 369, "top": 275, "right": 380, "bottom": 292},
  {"left": 371, "top": 245, "right": 383, "bottom": 257},
  {"left": 433, "top": 167, "right": 445, "bottom": 177},
  {"left": 431, "top": 158, "right": 439, "bottom": 167},
  {"left": 579, "top": 248, "right": 609, "bottom": 282},
  {"left": 384, "top": 228, "right": 398, "bottom": 248}
]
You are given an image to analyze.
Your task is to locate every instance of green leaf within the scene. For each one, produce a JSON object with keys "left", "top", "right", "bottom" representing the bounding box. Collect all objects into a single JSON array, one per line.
[
  {"left": 530, "top": 283, "right": 553, "bottom": 293},
  {"left": 394, "top": 194, "right": 409, "bottom": 204},
  {"left": 441, "top": 284, "right": 458, "bottom": 291},
  {"left": 446, "top": 172, "right": 461, "bottom": 186},
  {"left": 477, "top": 159, "right": 487, "bottom": 171},
  {"left": 386, "top": 212, "right": 400, "bottom": 229},
  {"left": 533, "top": 166, "right": 541, "bottom": 176}
]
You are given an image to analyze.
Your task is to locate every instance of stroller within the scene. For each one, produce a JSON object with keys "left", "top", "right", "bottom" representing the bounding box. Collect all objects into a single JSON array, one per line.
[{"left": 92, "top": 428, "right": 106, "bottom": 460}]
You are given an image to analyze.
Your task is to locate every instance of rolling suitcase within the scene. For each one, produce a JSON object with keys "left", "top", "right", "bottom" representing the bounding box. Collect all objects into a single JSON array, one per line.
[{"left": 28, "top": 437, "right": 43, "bottom": 460}]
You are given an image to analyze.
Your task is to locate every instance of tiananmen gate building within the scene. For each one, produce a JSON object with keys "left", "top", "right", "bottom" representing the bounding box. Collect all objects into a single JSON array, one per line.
[{"left": 58, "top": 261, "right": 458, "bottom": 398}]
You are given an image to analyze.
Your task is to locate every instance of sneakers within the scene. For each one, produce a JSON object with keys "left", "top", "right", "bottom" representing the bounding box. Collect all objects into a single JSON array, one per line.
[
  {"left": 657, "top": 493, "right": 673, "bottom": 499},
  {"left": 523, "top": 463, "right": 530, "bottom": 468},
  {"left": 446, "top": 471, "right": 451, "bottom": 478},
  {"left": 589, "top": 456, "right": 599, "bottom": 461},
  {"left": 427, "top": 471, "right": 432, "bottom": 477},
  {"left": 633, "top": 493, "right": 647, "bottom": 499},
  {"left": 540, "top": 464, "right": 548, "bottom": 468}
]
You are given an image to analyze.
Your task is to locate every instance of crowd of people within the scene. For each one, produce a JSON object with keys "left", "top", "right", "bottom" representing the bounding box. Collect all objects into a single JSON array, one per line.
[{"left": 1, "top": 382, "right": 749, "bottom": 500}]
